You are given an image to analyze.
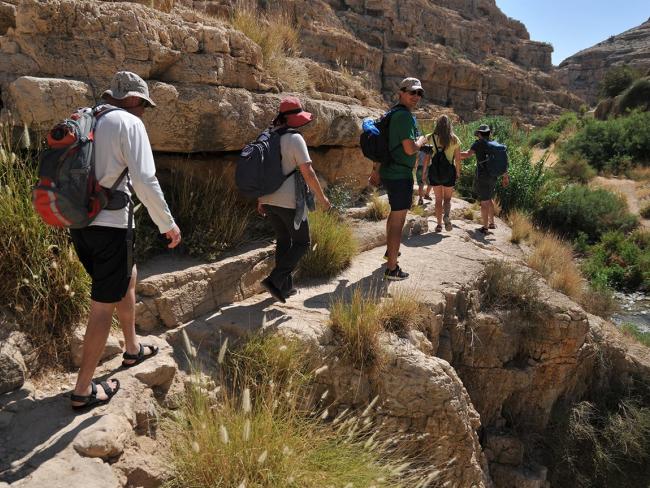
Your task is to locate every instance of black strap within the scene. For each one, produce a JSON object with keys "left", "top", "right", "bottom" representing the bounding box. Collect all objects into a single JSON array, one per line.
[
  {"left": 125, "top": 181, "right": 135, "bottom": 279},
  {"left": 279, "top": 108, "right": 303, "bottom": 116},
  {"left": 385, "top": 105, "right": 416, "bottom": 169}
]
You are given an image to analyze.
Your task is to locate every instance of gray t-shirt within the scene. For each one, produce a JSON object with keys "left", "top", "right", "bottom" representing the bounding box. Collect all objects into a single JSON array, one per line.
[{"left": 258, "top": 130, "right": 311, "bottom": 209}]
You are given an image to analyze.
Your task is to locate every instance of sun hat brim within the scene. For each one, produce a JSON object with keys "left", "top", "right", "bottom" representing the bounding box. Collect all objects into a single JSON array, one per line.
[
  {"left": 102, "top": 89, "right": 157, "bottom": 107},
  {"left": 285, "top": 111, "right": 313, "bottom": 128}
]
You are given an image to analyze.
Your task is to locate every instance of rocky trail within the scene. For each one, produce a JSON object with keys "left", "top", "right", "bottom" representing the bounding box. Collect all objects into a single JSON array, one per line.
[{"left": 1, "top": 198, "right": 648, "bottom": 488}]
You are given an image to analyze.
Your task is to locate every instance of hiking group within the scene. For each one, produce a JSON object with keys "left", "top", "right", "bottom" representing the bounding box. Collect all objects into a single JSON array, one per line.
[
  {"left": 364, "top": 77, "right": 509, "bottom": 281},
  {"left": 32, "top": 71, "right": 507, "bottom": 410}
]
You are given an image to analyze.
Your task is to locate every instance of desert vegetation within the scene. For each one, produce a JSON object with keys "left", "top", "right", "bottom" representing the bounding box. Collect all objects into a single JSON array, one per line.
[{"left": 164, "top": 333, "right": 438, "bottom": 487}]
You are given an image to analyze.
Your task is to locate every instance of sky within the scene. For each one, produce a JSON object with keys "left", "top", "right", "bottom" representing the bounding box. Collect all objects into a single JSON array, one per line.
[{"left": 495, "top": 1, "right": 650, "bottom": 65}]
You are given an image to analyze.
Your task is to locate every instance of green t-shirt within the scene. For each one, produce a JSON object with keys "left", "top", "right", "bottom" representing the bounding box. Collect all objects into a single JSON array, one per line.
[{"left": 379, "top": 108, "right": 418, "bottom": 180}]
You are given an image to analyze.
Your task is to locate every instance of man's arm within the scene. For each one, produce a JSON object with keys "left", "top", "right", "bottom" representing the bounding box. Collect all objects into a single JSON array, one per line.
[
  {"left": 402, "top": 135, "right": 427, "bottom": 155},
  {"left": 459, "top": 149, "right": 475, "bottom": 160}
]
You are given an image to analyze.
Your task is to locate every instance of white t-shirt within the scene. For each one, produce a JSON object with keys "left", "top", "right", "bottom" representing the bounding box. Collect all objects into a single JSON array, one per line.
[
  {"left": 258, "top": 130, "right": 312, "bottom": 209},
  {"left": 91, "top": 109, "right": 175, "bottom": 234}
]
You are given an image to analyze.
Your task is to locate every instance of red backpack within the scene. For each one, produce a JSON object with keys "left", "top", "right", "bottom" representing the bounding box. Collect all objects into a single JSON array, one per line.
[{"left": 32, "top": 105, "right": 129, "bottom": 228}]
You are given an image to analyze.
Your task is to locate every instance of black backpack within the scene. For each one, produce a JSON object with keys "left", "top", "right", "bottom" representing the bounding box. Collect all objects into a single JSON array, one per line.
[
  {"left": 235, "top": 127, "right": 298, "bottom": 198},
  {"left": 428, "top": 136, "right": 455, "bottom": 185},
  {"left": 360, "top": 105, "right": 408, "bottom": 166}
]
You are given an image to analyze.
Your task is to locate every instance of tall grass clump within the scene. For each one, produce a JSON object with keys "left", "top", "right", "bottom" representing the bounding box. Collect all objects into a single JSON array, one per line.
[
  {"left": 0, "top": 126, "right": 88, "bottom": 367},
  {"left": 364, "top": 190, "right": 390, "bottom": 221},
  {"left": 552, "top": 156, "right": 596, "bottom": 183},
  {"left": 378, "top": 291, "right": 429, "bottom": 336},
  {"left": 509, "top": 210, "right": 534, "bottom": 244},
  {"left": 231, "top": 1, "right": 299, "bottom": 81},
  {"left": 547, "top": 398, "right": 650, "bottom": 487},
  {"left": 478, "top": 260, "right": 544, "bottom": 320},
  {"left": 527, "top": 234, "right": 583, "bottom": 300},
  {"left": 136, "top": 170, "right": 254, "bottom": 261},
  {"left": 329, "top": 287, "right": 383, "bottom": 368},
  {"left": 165, "top": 333, "right": 435, "bottom": 487},
  {"left": 620, "top": 323, "right": 650, "bottom": 348},
  {"left": 534, "top": 185, "right": 637, "bottom": 242},
  {"left": 298, "top": 210, "right": 357, "bottom": 279}
]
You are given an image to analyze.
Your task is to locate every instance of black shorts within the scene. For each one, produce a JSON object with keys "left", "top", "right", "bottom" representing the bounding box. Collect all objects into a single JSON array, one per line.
[
  {"left": 429, "top": 169, "right": 457, "bottom": 188},
  {"left": 70, "top": 226, "right": 134, "bottom": 303},
  {"left": 473, "top": 175, "right": 498, "bottom": 202},
  {"left": 382, "top": 177, "right": 413, "bottom": 211}
]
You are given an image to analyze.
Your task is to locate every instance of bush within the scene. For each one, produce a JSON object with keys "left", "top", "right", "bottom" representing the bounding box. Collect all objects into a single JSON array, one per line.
[
  {"left": 298, "top": 210, "right": 357, "bottom": 278},
  {"left": 534, "top": 185, "right": 637, "bottom": 242},
  {"left": 136, "top": 171, "right": 254, "bottom": 262},
  {"left": 640, "top": 201, "right": 650, "bottom": 219},
  {"left": 324, "top": 179, "right": 357, "bottom": 211},
  {"left": 0, "top": 131, "right": 89, "bottom": 368},
  {"left": 329, "top": 287, "right": 382, "bottom": 368},
  {"left": 582, "top": 230, "right": 650, "bottom": 291},
  {"left": 618, "top": 77, "right": 650, "bottom": 113},
  {"left": 378, "top": 291, "right": 429, "bottom": 336},
  {"left": 599, "top": 65, "right": 640, "bottom": 98},
  {"left": 528, "top": 127, "right": 560, "bottom": 148},
  {"left": 561, "top": 111, "right": 650, "bottom": 173},
  {"left": 579, "top": 284, "right": 618, "bottom": 319},
  {"left": 553, "top": 156, "right": 596, "bottom": 183}
]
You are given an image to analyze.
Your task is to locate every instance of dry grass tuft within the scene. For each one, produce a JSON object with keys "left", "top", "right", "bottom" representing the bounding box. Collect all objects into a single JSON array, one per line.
[
  {"left": 527, "top": 234, "right": 583, "bottom": 300},
  {"left": 378, "top": 291, "right": 429, "bottom": 336},
  {"left": 579, "top": 286, "right": 619, "bottom": 319},
  {"left": 509, "top": 210, "right": 535, "bottom": 244},
  {"left": 364, "top": 191, "right": 390, "bottom": 221},
  {"left": 329, "top": 287, "right": 383, "bottom": 369}
]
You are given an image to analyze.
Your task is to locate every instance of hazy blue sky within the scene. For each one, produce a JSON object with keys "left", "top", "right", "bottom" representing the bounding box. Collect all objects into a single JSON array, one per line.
[{"left": 495, "top": 1, "right": 650, "bottom": 65}]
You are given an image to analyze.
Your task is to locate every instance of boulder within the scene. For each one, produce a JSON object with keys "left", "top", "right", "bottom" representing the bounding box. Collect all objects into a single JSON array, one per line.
[
  {"left": 73, "top": 413, "right": 133, "bottom": 459},
  {"left": 0, "top": 331, "right": 29, "bottom": 394},
  {"left": 70, "top": 326, "right": 123, "bottom": 368}
]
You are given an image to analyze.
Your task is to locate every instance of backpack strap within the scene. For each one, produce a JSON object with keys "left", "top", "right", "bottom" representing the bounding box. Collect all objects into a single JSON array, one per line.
[
  {"left": 273, "top": 126, "right": 300, "bottom": 179},
  {"left": 385, "top": 105, "right": 417, "bottom": 169}
]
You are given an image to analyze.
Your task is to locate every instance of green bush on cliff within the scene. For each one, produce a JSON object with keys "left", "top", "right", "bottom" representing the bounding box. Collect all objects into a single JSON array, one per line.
[
  {"left": 618, "top": 77, "right": 650, "bottom": 113},
  {"left": 0, "top": 126, "right": 88, "bottom": 367},
  {"left": 534, "top": 185, "right": 638, "bottom": 242},
  {"left": 561, "top": 111, "right": 650, "bottom": 174},
  {"left": 599, "top": 65, "right": 641, "bottom": 98}
]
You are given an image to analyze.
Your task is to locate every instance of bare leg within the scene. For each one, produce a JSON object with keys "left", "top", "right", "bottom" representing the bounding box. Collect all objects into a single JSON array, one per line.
[
  {"left": 116, "top": 266, "right": 139, "bottom": 358},
  {"left": 72, "top": 300, "right": 118, "bottom": 404},
  {"left": 480, "top": 200, "right": 491, "bottom": 229},
  {"left": 488, "top": 199, "right": 495, "bottom": 226},
  {"left": 433, "top": 186, "right": 443, "bottom": 226},
  {"left": 386, "top": 209, "right": 407, "bottom": 270},
  {"left": 443, "top": 187, "right": 454, "bottom": 228}
]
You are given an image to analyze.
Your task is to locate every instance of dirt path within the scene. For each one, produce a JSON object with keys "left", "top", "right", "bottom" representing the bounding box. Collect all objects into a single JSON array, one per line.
[
  {"left": 592, "top": 176, "right": 650, "bottom": 229},
  {"left": 530, "top": 144, "right": 559, "bottom": 167}
]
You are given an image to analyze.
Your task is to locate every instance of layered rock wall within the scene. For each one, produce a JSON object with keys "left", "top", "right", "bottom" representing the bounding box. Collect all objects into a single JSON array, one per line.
[{"left": 557, "top": 18, "right": 650, "bottom": 105}]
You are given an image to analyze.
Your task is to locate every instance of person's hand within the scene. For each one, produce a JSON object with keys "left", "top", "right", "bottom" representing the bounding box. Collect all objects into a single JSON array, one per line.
[
  {"left": 164, "top": 224, "right": 181, "bottom": 249},
  {"left": 368, "top": 170, "right": 381, "bottom": 188},
  {"left": 416, "top": 135, "right": 427, "bottom": 147},
  {"left": 502, "top": 173, "right": 510, "bottom": 187},
  {"left": 257, "top": 200, "right": 266, "bottom": 217},
  {"left": 319, "top": 196, "right": 332, "bottom": 211}
]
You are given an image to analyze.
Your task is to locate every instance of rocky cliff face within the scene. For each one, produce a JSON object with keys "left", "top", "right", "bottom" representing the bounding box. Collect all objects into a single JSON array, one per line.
[{"left": 556, "top": 18, "right": 650, "bottom": 105}]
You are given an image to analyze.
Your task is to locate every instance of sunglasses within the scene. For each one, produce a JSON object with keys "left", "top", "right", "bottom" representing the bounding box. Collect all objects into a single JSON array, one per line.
[
  {"left": 138, "top": 98, "right": 152, "bottom": 108},
  {"left": 403, "top": 89, "right": 424, "bottom": 97}
]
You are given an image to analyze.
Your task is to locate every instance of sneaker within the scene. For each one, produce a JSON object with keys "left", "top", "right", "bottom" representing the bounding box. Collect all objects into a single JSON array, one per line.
[
  {"left": 384, "top": 265, "right": 409, "bottom": 281},
  {"left": 261, "top": 278, "right": 286, "bottom": 303},
  {"left": 383, "top": 251, "right": 401, "bottom": 261},
  {"left": 478, "top": 226, "right": 490, "bottom": 235}
]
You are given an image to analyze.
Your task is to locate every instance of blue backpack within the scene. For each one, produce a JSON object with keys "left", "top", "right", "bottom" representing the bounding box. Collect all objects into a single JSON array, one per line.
[
  {"left": 483, "top": 141, "right": 508, "bottom": 177},
  {"left": 236, "top": 127, "right": 298, "bottom": 198},
  {"left": 360, "top": 105, "right": 408, "bottom": 166}
]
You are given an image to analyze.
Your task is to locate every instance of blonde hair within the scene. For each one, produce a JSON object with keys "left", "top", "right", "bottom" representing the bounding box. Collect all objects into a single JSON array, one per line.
[{"left": 433, "top": 115, "right": 454, "bottom": 149}]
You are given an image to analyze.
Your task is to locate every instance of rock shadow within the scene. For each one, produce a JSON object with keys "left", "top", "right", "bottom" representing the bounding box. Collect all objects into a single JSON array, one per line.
[{"left": 302, "top": 266, "right": 387, "bottom": 310}]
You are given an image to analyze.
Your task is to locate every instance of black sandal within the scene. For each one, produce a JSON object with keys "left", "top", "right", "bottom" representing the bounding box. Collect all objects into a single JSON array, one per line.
[
  {"left": 488, "top": 223, "right": 496, "bottom": 229},
  {"left": 478, "top": 226, "right": 490, "bottom": 234},
  {"left": 71, "top": 379, "right": 120, "bottom": 411},
  {"left": 122, "top": 343, "right": 159, "bottom": 368},
  {"left": 435, "top": 224, "right": 442, "bottom": 232}
]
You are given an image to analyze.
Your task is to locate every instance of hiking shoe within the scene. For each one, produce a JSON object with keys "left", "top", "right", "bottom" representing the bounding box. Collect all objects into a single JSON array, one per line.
[
  {"left": 488, "top": 223, "right": 496, "bottom": 229},
  {"left": 384, "top": 265, "right": 409, "bottom": 281},
  {"left": 261, "top": 278, "right": 286, "bottom": 303},
  {"left": 283, "top": 288, "right": 298, "bottom": 298},
  {"left": 383, "top": 251, "right": 401, "bottom": 261}
]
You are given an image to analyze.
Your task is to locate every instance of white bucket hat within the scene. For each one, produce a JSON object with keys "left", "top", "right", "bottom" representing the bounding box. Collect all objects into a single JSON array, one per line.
[{"left": 102, "top": 71, "right": 156, "bottom": 107}]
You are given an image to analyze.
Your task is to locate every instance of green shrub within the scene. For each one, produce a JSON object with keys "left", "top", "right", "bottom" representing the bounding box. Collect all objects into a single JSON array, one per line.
[
  {"left": 0, "top": 134, "right": 88, "bottom": 368},
  {"left": 534, "top": 185, "right": 637, "bottom": 242},
  {"left": 582, "top": 230, "right": 650, "bottom": 291},
  {"left": 528, "top": 127, "right": 560, "bottom": 148},
  {"left": 599, "top": 65, "right": 641, "bottom": 98},
  {"left": 553, "top": 156, "right": 596, "bottom": 183},
  {"left": 561, "top": 111, "right": 650, "bottom": 173},
  {"left": 618, "top": 77, "right": 650, "bottom": 113},
  {"left": 621, "top": 323, "right": 650, "bottom": 347},
  {"left": 324, "top": 179, "right": 357, "bottom": 211},
  {"left": 298, "top": 210, "right": 357, "bottom": 278},
  {"left": 135, "top": 171, "right": 254, "bottom": 262},
  {"left": 640, "top": 201, "right": 650, "bottom": 219}
]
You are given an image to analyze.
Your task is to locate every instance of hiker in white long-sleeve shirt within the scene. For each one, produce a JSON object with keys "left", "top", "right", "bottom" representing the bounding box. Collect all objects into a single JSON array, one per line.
[{"left": 70, "top": 71, "right": 181, "bottom": 410}]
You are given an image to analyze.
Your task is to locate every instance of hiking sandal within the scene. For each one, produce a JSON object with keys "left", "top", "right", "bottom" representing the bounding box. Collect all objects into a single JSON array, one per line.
[
  {"left": 122, "top": 343, "right": 159, "bottom": 368},
  {"left": 478, "top": 226, "right": 490, "bottom": 235},
  {"left": 71, "top": 379, "right": 120, "bottom": 411},
  {"left": 435, "top": 224, "right": 442, "bottom": 232},
  {"left": 488, "top": 223, "right": 496, "bottom": 229}
]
